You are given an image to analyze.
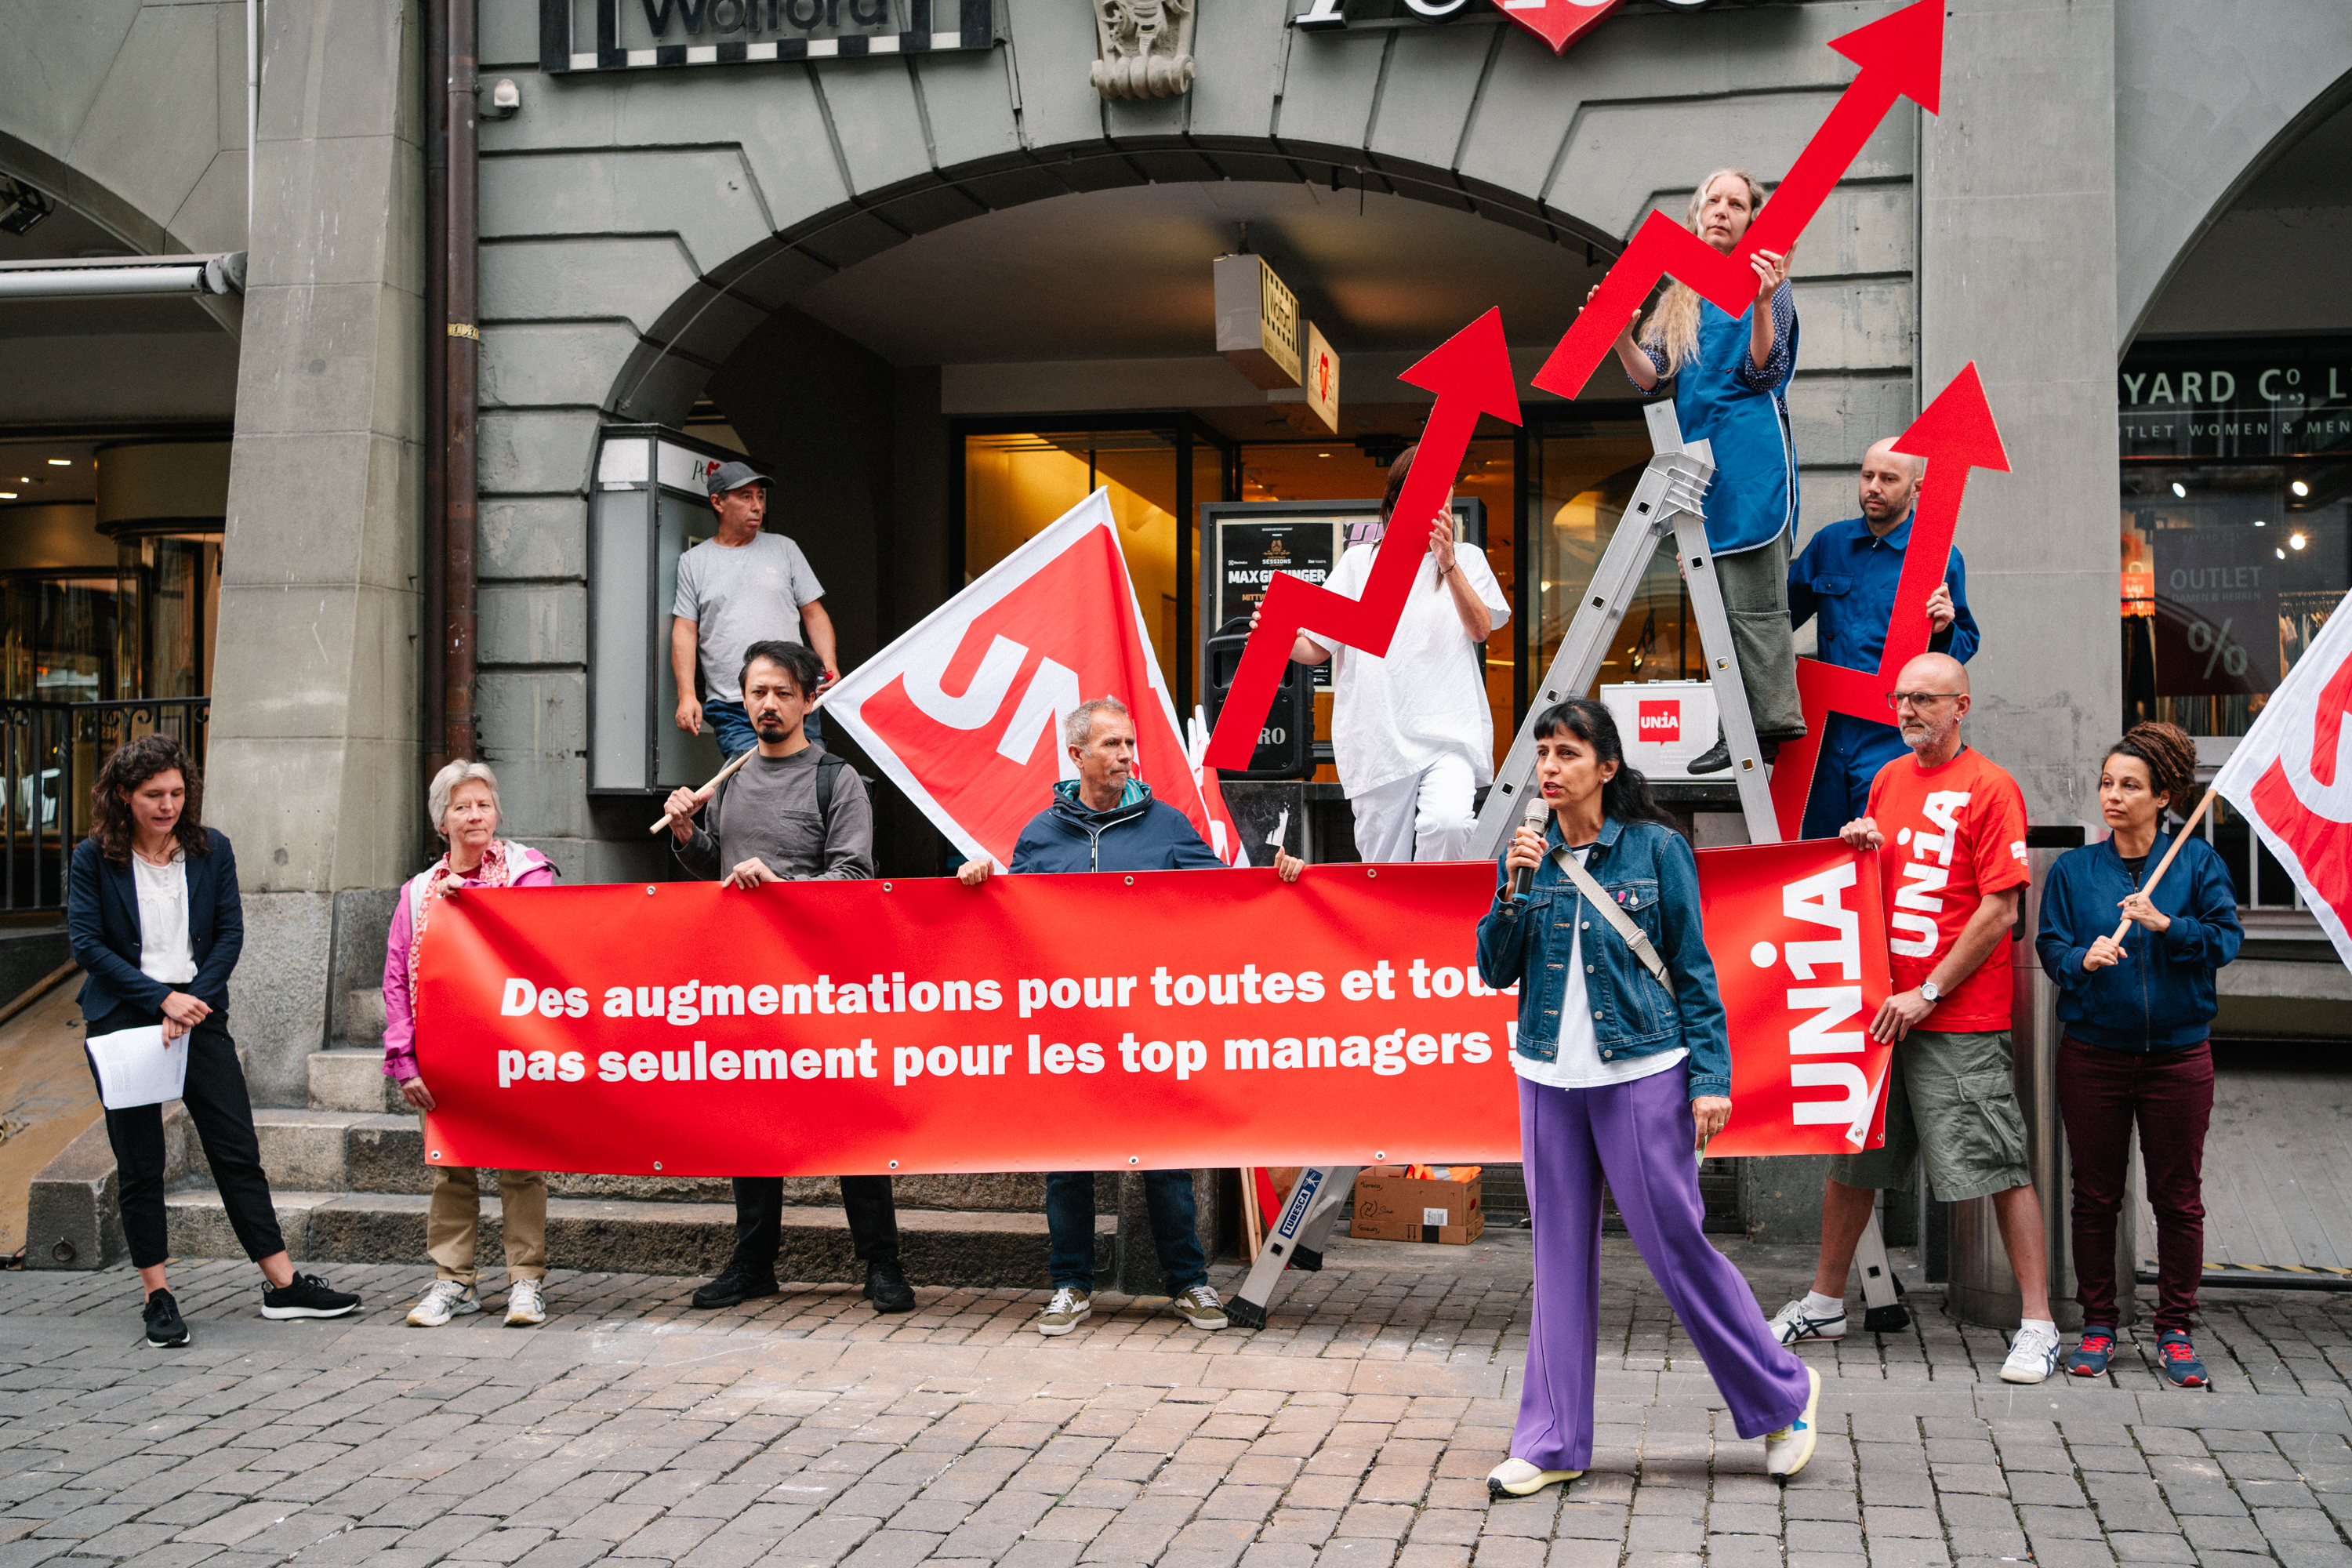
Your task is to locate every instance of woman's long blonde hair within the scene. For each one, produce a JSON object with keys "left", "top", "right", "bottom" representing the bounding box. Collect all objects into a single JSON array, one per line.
[{"left": 1638, "top": 167, "right": 1769, "bottom": 377}]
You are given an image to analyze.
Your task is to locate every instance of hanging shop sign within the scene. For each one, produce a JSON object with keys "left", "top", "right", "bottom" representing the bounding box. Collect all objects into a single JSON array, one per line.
[
  {"left": 539, "top": 0, "right": 1000, "bottom": 72},
  {"left": 2118, "top": 337, "right": 2352, "bottom": 461},
  {"left": 1304, "top": 321, "right": 1341, "bottom": 435},
  {"left": 1214, "top": 255, "right": 1305, "bottom": 391}
]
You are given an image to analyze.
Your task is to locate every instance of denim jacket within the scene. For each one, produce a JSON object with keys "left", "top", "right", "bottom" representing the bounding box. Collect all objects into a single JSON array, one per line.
[{"left": 1473, "top": 815, "right": 1731, "bottom": 1100}]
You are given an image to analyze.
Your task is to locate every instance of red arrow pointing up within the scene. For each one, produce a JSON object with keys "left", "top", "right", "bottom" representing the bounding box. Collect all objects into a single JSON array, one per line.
[
  {"left": 1767, "top": 363, "right": 2010, "bottom": 838},
  {"left": 1204, "top": 308, "right": 1521, "bottom": 772},
  {"left": 1533, "top": 0, "right": 1945, "bottom": 401}
]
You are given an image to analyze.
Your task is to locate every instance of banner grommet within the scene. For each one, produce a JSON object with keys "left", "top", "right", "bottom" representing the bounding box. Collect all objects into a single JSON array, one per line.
[
  {"left": 646, "top": 886, "right": 656, "bottom": 895},
  {"left": 888, "top": 1160, "right": 899, "bottom": 1169},
  {"left": 653, "top": 1161, "right": 662, "bottom": 1171},
  {"left": 1128, "top": 1156, "right": 1139, "bottom": 1165}
]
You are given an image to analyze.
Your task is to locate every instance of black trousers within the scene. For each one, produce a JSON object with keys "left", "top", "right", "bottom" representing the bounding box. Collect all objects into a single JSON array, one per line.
[
  {"left": 728, "top": 1175, "right": 898, "bottom": 1279},
  {"left": 89, "top": 1007, "right": 285, "bottom": 1271}
]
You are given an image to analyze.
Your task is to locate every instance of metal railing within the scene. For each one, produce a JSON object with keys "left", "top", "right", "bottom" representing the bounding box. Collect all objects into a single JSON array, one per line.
[{"left": 0, "top": 697, "right": 210, "bottom": 913}]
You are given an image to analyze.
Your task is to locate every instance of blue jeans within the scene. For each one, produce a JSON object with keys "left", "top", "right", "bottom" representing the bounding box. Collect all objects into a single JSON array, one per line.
[
  {"left": 706, "top": 699, "right": 821, "bottom": 760},
  {"left": 1045, "top": 1170, "right": 1207, "bottom": 1294}
]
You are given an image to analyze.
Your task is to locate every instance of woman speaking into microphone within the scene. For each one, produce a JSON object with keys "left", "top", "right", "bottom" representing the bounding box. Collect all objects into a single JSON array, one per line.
[{"left": 1475, "top": 698, "right": 1819, "bottom": 1497}]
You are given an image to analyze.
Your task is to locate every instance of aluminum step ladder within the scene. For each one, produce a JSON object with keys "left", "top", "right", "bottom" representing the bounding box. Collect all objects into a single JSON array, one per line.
[{"left": 1229, "top": 401, "right": 1906, "bottom": 1334}]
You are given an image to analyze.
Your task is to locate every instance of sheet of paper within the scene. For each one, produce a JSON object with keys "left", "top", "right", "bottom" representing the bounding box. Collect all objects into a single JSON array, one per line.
[{"left": 85, "top": 1024, "right": 187, "bottom": 1111}]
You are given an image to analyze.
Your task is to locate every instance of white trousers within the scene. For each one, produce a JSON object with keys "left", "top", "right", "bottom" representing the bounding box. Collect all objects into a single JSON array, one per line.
[{"left": 1348, "top": 754, "right": 1478, "bottom": 863}]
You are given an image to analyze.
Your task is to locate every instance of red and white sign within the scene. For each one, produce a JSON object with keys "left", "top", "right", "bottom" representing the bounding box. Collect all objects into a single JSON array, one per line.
[
  {"left": 2215, "top": 586, "right": 2352, "bottom": 966},
  {"left": 823, "top": 488, "right": 1243, "bottom": 871},
  {"left": 1695, "top": 840, "right": 1895, "bottom": 1156},
  {"left": 1492, "top": 0, "right": 1617, "bottom": 56},
  {"left": 1602, "top": 680, "right": 1715, "bottom": 773},
  {"left": 1638, "top": 700, "right": 1681, "bottom": 744}
]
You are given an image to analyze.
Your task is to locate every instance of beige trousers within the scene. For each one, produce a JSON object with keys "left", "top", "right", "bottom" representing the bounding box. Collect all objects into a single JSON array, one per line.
[{"left": 423, "top": 1123, "right": 549, "bottom": 1282}]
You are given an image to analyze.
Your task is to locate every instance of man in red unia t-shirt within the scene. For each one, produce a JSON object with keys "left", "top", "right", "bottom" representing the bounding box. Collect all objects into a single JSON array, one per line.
[{"left": 1762, "top": 653, "right": 2063, "bottom": 1385}]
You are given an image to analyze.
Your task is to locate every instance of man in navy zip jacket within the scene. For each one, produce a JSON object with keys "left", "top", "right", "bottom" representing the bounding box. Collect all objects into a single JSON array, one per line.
[{"left": 957, "top": 695, "right": 1301, "bottom": 1337}]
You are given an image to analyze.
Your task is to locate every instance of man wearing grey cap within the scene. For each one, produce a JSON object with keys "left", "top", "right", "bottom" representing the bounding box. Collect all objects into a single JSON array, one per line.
[{"left": 670, "top": 459, "right": 840, "bottom": 757}]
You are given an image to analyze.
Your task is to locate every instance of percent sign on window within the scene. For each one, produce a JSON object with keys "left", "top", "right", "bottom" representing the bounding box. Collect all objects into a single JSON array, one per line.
[{"left": 2187, "top": 616, "right": 2250, "bottom": 680}]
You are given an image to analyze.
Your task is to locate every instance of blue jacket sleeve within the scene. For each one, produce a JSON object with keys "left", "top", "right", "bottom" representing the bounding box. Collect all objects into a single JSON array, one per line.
[
  {"left": 67, "top": 840, "right": 170, "bottom": 1014},
  {"left": 1475, "top": 856, "right": 1529, "bottom": 991},
  {"left": 190, "top": 833, "right": 243, "bottom": 1011},
  {"left": 1936, "top": 550, "right": 1980, "bottom": 664},
  {"left": 2159, "top": 840, "right": 2243, "bottom": 969},
  {"left": 1162, "top": 808, "right": 1230, "bottom": 870},
  {"left": 1653, "top": 829, "right": 1731, "bottom": 1100},
  {"left": 2035, "top": 851, "right": 2096, "bottom": 990}
]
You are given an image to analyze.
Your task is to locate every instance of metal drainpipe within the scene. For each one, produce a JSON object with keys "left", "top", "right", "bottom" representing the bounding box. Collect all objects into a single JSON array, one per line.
[
  {"left": 442, "top": 0, "right": 481, "bottom": 764},
  {"left": 423, "top": 0, "right": 450, "bottom": 779}
]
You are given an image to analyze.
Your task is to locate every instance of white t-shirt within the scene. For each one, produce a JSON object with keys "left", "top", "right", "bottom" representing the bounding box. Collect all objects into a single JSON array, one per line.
[
  {"left": 1316, "top": 541, "right": 1510, "bottom": 796},
  {"left": 132, "top": 853, "right": 197, "bottom": 985},
  {"left": 672, "top": 532, "right": 826, "bottom": 702},
  {"left": 1511, "top": 845, "right": 1687, "bottom": 1091}
]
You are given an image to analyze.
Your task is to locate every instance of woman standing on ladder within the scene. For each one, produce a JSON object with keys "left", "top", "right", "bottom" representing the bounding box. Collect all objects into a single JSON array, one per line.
[{"left": 1596, "top": 166, "right": 1802, "bottom": 775}]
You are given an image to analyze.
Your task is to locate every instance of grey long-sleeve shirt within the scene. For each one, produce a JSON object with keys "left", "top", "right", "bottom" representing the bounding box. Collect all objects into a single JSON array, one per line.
[{"left": 674, "top": 746, "right": 873, "bottom": 882}]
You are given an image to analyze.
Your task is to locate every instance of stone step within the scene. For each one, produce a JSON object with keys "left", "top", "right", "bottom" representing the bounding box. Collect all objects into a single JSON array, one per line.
[
  {"left": 345, "top": 988, "right": 387, "bottom": 1047},
  {"left": 162, "top": 1191, "right": 1112, "bottom": 1284},
  {"left": 308, "top": 1049, "right": 404, "bottom": 1113}
]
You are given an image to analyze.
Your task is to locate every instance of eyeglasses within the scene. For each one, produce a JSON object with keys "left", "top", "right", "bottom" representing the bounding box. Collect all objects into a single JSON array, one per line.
[{"left": 1885, "top": 690, "right": 1958, "bottom": 712}]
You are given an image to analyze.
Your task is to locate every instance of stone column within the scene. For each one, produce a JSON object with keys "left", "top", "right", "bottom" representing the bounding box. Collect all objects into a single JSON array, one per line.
[
  {"left": 207, "top": 0, "right": 427, "bottom": 1105},
  {"left": 1918, "top": 0, "right": 2121, "bottom": 826}
]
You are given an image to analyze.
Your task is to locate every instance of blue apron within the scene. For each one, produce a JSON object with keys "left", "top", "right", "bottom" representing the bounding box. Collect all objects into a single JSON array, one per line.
[{"left": 1672, "top": 296, "right": 1798, "bottom": 556}]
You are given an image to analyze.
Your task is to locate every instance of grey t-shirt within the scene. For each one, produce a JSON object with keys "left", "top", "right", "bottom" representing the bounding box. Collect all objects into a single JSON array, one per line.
[
  {"left": 674, "top": 746, "right": 872, "bottom": 883},
  {"left": 672, "top": 531, "right": 825, "bottom": 702}
]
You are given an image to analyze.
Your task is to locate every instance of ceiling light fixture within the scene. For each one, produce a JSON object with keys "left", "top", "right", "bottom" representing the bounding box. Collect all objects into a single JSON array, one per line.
[
  {"left": 0, "top": 492, "right": 15, "bottom": 500},
  {"left": 45, "top": 458, "right": 69, "bottom": 466},
  {"left": 2292, "top": 480, "right": 2311, "bottom": 497},
  {"left": 1318, "top": 452, "right": 1332, "bottom": 458},
  {"left": 2278, "top": 548, "right": 2288, "bottom": 559},
  {"left": 2290, "top": 533, "right": 2307, "bottom": 550},
  {"left": 2254, "top": 519, "right": 2266, "bottom": 527},
  {"left": 2171, "top": 481, "right": 2187, "bottom": 498}
]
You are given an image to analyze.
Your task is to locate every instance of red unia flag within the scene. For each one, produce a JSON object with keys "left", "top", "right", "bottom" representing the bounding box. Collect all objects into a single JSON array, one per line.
[
  {"left": 2213, "top": 588, "right": 2352, "bottom": 965},
  {"left": 823, "top": 488, "right": 1244, "bottom": 871}
]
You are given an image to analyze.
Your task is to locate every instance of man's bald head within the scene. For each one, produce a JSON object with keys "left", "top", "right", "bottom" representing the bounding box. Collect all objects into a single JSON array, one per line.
[
  {"left": 1891, "top": 652, "right": 1969, "bottom": 760},
  {"left": 1858, "top": 439, "right": 1924, "bottom": 531}
]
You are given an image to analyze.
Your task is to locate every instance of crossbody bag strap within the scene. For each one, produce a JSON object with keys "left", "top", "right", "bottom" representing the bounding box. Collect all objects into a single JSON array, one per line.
[{"left": 1554, "top": 847, "right": 1671, "bottom": 989}]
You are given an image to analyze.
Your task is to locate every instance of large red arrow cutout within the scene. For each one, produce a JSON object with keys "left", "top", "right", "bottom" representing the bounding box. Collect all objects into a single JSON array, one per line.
[{"left": 1766, "top": 365, "right": 2012, "bottom": 839}]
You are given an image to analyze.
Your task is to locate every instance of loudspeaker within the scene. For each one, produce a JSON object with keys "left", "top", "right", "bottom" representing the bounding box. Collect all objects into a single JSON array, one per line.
[{"left": 1203, "top": 616, "right": 1315, "bottom": 780}]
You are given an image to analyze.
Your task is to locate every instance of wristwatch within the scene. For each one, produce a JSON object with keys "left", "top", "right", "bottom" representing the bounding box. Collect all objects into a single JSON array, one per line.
[{"left": 1918, "top": 979, "right": 1941, "bottom": 1004}]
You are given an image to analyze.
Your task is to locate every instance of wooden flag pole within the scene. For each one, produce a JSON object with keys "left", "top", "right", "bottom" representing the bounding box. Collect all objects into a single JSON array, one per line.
[
  {"left": 647, "top": 745, "right": 757, "bottom": 834},
  {"left": 2108, "top": 782, "right": 2220, "bottom": 944}
]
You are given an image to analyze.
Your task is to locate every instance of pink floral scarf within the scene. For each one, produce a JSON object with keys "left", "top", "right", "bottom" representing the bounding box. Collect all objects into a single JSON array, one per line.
[{"left": 404, "top": 839, "right": 514, "bottom": 1022}]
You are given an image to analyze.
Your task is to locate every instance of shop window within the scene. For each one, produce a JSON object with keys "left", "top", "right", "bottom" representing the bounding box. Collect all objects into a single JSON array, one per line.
[{"left": 1526, "top": 419, "right": 1686, "bottom": 692}]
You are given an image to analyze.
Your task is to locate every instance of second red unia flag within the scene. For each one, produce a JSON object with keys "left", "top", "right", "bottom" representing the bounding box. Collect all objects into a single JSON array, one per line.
[
  {"left": 2214, "top": 586, "right": 2352, "bottom": 967},
  {"left": 823, "top": 488, "right": 1244, "bottom": 870}
]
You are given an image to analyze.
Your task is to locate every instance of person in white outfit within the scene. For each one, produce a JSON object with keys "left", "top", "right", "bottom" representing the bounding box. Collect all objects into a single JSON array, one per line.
[{"left": 1258, "top": 444, "right": 1508, "bottom": 862}]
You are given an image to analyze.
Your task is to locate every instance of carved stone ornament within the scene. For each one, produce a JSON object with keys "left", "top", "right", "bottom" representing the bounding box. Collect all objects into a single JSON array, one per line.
[{"left": 1091, "top": 0, "right": 1195, "bottom": 99}]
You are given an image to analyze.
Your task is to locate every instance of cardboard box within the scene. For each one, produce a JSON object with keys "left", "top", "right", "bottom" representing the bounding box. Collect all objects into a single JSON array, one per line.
[{"left": 1350, "top": 1166, "right": 1484, "bottom": 1244}]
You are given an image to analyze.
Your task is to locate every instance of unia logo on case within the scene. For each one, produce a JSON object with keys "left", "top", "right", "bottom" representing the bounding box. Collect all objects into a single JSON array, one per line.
[{"left": 1638, "top": 699, "right": 1681, "bottom": 745}]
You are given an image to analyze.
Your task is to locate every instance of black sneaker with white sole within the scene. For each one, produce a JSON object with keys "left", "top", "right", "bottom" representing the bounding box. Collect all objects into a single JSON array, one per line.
[
  {"left": 260, "top": 1272, "right": 361, "bottom": 1319},
  {"left": 143, "top": 1288, "right": 190, "bottom": 1348}
]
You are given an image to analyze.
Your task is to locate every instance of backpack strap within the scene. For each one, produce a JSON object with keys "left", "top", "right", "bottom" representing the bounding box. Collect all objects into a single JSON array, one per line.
[{"left": 814, "top": 751, "right": 846, "bottom": 840}]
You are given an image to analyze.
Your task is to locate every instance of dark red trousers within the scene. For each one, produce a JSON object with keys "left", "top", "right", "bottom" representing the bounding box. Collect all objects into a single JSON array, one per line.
[{"left": 2056, "top": 1036, "right": 2214, "bottom": 1334}]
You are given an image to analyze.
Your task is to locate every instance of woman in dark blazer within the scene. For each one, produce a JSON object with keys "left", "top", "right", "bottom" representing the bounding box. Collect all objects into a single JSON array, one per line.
[{"left": 67, "top": 734, "right": 359, "bottom": 1348}]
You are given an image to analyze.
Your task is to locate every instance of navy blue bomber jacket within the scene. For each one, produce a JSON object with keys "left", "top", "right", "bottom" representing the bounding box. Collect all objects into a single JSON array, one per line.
[{"left": 2034, "top": 830, "right": 2241, "bottom": 1052}]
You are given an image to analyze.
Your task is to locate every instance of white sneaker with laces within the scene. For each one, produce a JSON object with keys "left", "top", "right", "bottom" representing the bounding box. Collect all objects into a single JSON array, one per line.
[
  {"left": 1036, "top": 1286, "right": 1091, "bottom": 1337},
  {"left": 1764, "top": 1366, "right": 1821, "bottom": 1482},
  {"left": 1767, "top": 1298, "right": 1847, "bottom": 1346},
  {"left": 505, "top": 1279, "right": 546, "bottom": 1327},
  {"left": 2001, "top": 1324, "right": 2063, "bottom": 1385},
  {"left": 407, "top": 1279, "right": 479, "bottom": 1327}
]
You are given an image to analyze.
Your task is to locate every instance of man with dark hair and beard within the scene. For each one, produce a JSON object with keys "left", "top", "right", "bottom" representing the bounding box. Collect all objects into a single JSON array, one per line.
[{"left": 660, "top": 637, "right": 913, "bottom": 1313}]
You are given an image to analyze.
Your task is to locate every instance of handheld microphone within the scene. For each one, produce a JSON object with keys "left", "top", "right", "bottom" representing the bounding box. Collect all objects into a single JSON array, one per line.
[{"left": 1509, "top": 794, "right": 1548, "bottom": 902}]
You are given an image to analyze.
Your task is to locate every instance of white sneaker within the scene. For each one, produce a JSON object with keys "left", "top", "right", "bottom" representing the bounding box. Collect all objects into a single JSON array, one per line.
[
  {"left": 1767, "top": 1298, "right": 1848, "bottom": 1345},
  {"left": 406, "top": 1279, "right": 479, "bottom": 1327},
  {"left": 505, "top": 1279, "right": 546, "bottom": 1327},
  {"left": 1036, "top": 1286, "right": 1091, "bottom": 1337},
  {"left": 1486, "top": 1457, "right": 1582, "bottom": 1499},
  {"left": 1764, "top": 1365, "right": 1820, "bottom": 1482},
  {"left": 2001, "top": 1323, "right": 2063, "bottom": 1384}
]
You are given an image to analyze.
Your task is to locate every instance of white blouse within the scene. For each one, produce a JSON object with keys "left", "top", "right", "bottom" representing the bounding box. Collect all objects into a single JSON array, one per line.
[{"left": 132, "top": 851, "right": 198, "bottom": 985}]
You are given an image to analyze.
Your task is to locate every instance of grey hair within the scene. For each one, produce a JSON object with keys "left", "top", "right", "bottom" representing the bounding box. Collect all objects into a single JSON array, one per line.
[
  {"left": 427, "top": 759, "right": 501, "bottom": 839},
  {"left": 1064, "top": 696, "right": 1131, "bottom": 749}
]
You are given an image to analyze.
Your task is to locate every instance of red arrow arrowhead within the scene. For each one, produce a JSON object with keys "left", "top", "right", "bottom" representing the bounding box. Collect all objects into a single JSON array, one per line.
[
  {"left": 1890, "top": 361, "right": 2012, "bottom": 478},
  {"left": 1205, "top": 309, "right": 1520, "bottom": 773},
  {"left": 1828, "top": 0, "right": 1945, "bottom": 117}
]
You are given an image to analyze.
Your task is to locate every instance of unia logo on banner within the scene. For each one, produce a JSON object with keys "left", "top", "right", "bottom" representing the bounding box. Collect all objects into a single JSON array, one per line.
[{"left": 1637, "top": 699, "right": 1681, "bottom": 746}]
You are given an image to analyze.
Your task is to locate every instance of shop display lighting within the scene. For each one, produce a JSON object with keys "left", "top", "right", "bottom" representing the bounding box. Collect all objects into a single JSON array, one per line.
[
  {"left": 2254, "top": 518, "right": 2266, "bottom": 526},
  {"left": 45, "top": 459, "right": 68, "bottom": 466},
  {"left": 2292, "top": 479, "right": 2310, "bottom": 496},
  {"left": 2171, "top": 481, "right": 2187, "bottom": 498},
  {"left": 2290, "top": 533, "right": 2307, "bottom": 550}
]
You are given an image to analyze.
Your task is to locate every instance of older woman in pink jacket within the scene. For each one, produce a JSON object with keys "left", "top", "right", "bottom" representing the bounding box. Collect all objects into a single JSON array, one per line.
[{"left": 383, "top": 760, "right": 557, "bottom": 1328}]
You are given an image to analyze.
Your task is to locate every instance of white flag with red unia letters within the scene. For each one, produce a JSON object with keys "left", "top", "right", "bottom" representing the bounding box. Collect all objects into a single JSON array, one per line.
[
  {"left": 2212, "top": 587, "right": 2352, "bottom": 966},
  {"left": 822, "top": 488, "right": 1246, "bottom": 872}
]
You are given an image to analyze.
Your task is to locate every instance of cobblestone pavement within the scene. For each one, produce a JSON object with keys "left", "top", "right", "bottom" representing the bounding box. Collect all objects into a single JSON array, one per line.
[{"left": 5, "top": 1232, "right": 2352, "bottom": 1568}]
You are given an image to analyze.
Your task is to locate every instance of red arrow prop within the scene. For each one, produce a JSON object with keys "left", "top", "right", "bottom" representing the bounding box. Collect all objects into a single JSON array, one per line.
[
  {"left": 1203, "top": 309, "right": 1521, "bottom": 771},
  {"left": 1768, "top": 364, "right": 2012, "bottom": 838},
  {"left": 1531, "top": 0, "right": 1944, "bottom": 401}
]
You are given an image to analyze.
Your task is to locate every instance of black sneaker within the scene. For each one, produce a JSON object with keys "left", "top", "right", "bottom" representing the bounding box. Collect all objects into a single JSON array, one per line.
[
  {"left": 260, "top": 1272, "right": 361, "bottom": 1319},
  {"left": 1686, "top": 732, "right": 1732, "bottom": 775},
  {"left": 143, "top": 1288, "right": 189, "bottom": 1348},
  {"left": 864, "top": 1261, "right": 916, "bottom": 1315},
  {"left": 691, "top": 1271, "right": 780, "bottom": 1309}
]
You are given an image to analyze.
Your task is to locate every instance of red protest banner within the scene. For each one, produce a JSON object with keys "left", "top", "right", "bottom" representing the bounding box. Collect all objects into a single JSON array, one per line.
[
  {"left": 1695, "top": 839, "right": 1896, "bottom": 1157},
  {"left": 416, "top": 864, "right": 1519, "bottom": 1177}
]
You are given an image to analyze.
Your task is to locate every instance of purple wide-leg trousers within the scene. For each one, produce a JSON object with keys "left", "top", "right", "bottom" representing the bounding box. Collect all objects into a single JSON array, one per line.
[{"left": 1513, "top": 1069, "right": 1811, "bottom": 1470}]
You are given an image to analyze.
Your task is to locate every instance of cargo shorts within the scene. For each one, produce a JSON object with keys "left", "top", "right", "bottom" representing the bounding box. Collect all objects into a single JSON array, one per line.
[{"left": 1827, "top": 1029, "right": 2031, "bottom": 1203}]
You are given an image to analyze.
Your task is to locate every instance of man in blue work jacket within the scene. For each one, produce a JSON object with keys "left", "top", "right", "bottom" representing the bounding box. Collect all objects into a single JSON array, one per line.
[{"left": 1787, "top": 439, "right": 1980, "bottom": 839}]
